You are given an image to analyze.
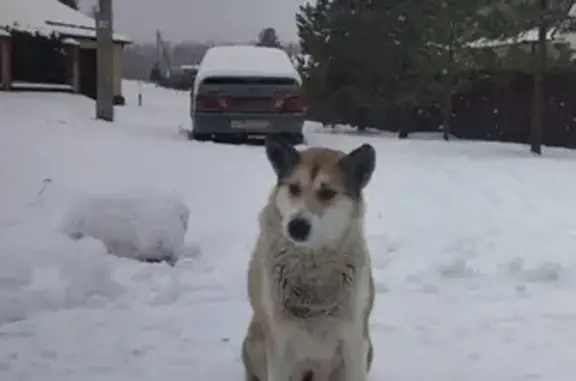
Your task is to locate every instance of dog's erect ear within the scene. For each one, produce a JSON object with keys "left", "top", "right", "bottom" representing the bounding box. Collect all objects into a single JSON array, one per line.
[
  {"left": 265, "top": 135, "right": 300, "bottom": 178},
  {"left": 338, "top": 144, "right": 376, "bottom": 195}
]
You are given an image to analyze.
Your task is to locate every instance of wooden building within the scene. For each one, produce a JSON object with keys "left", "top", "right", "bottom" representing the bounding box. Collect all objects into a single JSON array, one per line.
[{"left": 0, "top": 0, "right": 131, "bottom": 104}]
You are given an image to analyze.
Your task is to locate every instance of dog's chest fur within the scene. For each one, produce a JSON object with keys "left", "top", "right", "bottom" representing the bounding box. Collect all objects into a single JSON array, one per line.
[{"left": 268, "top": 247, "right": 358, "bottom": 319}]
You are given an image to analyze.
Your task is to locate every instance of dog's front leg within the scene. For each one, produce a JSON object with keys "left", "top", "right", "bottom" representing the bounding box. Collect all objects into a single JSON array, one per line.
[
  {"left": 340, "top": 326, "right": 368, "bottom": 381},
  {"left": 266, "top": 334, "right": 292, "bottom": 381}
]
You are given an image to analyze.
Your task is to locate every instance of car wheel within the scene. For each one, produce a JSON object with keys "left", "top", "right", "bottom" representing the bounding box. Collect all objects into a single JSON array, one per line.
[
  {"left": 214, "top": 133, "right": 245, "bottom": 144},
  {"left": 189, "top": 131, "right": 212, "bottom": 141}
]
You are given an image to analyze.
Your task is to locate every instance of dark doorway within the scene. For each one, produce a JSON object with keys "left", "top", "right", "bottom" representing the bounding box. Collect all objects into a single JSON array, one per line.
[
  {"left": 10, "top": 30, "right": 67, "bottom": 84},
  {"left": 79, "top": 48, "right": 97, "bottom": 99}
]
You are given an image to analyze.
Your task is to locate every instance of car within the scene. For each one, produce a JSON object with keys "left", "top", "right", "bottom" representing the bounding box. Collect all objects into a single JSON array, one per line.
[
  {"left": 161, "top": 65, "right": 199, "bottom": 91},
  {"left": 189, "top": 45, "right": 305, "bottom": 144}
]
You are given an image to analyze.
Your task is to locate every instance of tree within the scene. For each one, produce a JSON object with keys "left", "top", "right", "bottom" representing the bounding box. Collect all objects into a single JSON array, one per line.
[
  {"left": 90, "top": 4, "right": 99, "bottom": 19},
  {"left": 418, "top": 0, "right": 506, "bottom": 140},
  {"left": 530, "top": 0, "right": 548, "bottom": 155},
  {"left": 297, "top": 0, "right": 565, "bottom": 138},
  {"left": 296, "top": 0, "right": 338, "bottom": 124},
  {"left": 482, "top": 0, "right": 576, "bottom": 154},
  {"left": 297, "top": 0, "right": 481, "bottom": 135},
  {"left": 529, "top": 0, "right": 576, "bottom": 154},
  {"left": 149, "top": 63, "right": 162, "bottom": 83},
  {"left": 298, "top": 0, "right": 407, "bottom": 130},
  {"left": 58, "top": 0, "right": 79, "bottom": 10},
  {"left": 256, "top": 27, "right": 282, "bottom": 48}
]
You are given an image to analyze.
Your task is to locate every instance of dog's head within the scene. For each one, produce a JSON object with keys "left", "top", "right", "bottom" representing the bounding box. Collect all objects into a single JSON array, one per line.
[{"left": 265, "top": 136, "right": 375, "bottom": 249}]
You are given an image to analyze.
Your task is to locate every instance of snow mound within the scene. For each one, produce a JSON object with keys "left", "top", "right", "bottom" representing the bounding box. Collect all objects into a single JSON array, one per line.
[
  {"left": 0, "top": 257, "right": 32, "bottom": 290},
  {"left": 59, "top": 192, "right": 190, "bottom": 264},
  {"left": 0, "top": 239, "right": 127, "bottom": 325}
]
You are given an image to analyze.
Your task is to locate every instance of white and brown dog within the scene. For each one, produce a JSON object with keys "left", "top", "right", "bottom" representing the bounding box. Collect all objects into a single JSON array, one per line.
[{"left": 242, "top": 136, "right": 376, "bottom": 381}]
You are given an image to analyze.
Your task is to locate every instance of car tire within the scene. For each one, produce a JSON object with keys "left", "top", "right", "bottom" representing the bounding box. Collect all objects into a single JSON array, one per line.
[
  {"left": 290, "top": 133, "right": 305, "bottom": 145},
  {"left": 213, "top": 133, "right": 245, "bottom": 144},
  {"left": 189, "top": 131, "right": 212, "bottom": 141}
]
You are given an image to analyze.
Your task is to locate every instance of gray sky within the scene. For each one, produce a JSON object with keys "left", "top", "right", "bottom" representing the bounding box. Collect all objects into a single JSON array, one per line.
[{"left": 81, "top": 0, "right": 308, "bottom": 44}]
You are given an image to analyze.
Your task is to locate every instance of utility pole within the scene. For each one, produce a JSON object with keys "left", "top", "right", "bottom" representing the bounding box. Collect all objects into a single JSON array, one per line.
[
  {"left": 96, "top": 0, "right": 114, "bottom": 121},
  {"left": 156, "top": 29, "right": 161, "bottom": 72}
]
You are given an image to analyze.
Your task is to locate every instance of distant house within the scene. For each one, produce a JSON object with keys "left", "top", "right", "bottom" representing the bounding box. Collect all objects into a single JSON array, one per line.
[
  {"left": 0, "top": 0, "right": 131, "bottom": 104},
  {"left": 468, "top": 4, "right": 576, "bottom": 58}
]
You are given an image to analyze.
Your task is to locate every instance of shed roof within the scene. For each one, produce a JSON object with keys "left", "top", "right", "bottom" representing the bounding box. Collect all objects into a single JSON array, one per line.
[{"left": 0, "top": 0, "right": 130, "bottom": 43}]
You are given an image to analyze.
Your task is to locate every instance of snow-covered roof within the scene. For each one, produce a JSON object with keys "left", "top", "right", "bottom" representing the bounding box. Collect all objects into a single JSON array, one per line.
[
  {"left": 62, "top": 37, "right": 79, "bottom": 45},
  {"left": 469, "top": 2, "right": 576, "bottom": 50},
  {"left": 195, "top": 45, "right": 301, "bottom": 87},
  {"left": 0, "top": 0, "right": 130, "bottom": 43},
  {"left": 178, "top": 64, "right": 200, "bottom": 71}
]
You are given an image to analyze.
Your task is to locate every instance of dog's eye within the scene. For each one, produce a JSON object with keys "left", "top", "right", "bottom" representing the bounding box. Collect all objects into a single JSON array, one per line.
[
  {"left": 317, "top": 188, "right": 336, "bottom": 201},
  {"left": 288, "top": 183, "right": 301, "bottom": 196}
]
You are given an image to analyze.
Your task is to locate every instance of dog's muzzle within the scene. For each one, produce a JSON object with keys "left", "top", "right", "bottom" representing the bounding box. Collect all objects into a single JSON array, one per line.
[{"left": 287, "top": 217, "right": 311, "bottom": 242}]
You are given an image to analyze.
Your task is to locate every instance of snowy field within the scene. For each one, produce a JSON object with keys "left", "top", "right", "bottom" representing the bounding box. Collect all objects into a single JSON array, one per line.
[{"left": 1, "top": 81, "right": 576, "bottom": 381}]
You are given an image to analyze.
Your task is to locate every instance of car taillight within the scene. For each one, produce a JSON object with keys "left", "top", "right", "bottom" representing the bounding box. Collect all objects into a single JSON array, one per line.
[
  {"left": 281, "top": 94, "right": 306, "bottom": 114},
  {"left": 195, "top": 94, "right": 228, "bottom": 111}
]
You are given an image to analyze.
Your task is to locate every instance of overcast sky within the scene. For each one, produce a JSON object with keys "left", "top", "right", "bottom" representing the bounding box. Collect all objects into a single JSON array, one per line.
[{"left": 81, "top": 0, "right": 308, "bottom": 44}]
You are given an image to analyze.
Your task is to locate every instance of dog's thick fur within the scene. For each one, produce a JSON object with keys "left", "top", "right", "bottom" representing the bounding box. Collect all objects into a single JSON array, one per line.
[{"left": 242, "top": 136, "right": 376, "bottom": 381}]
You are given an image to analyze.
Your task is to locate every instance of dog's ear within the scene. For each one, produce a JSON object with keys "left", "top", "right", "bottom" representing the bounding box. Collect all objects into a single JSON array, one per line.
[
  {"left": 265, "top": 136, "right": 299, "bottom": 178},
  {"left": 338, "top": 144, "right": 376, "bottom": 195}
]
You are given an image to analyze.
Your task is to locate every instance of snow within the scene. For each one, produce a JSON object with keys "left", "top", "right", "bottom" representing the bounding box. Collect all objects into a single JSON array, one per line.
[
  {"left": 468, "top": 28, "right": 557, "bottom": 48},
  {"left": 195, "top": 45, "right": 301, "bottom": 90},
  {"left": 1, "top": 82, "right": 576, "bottom": 381},
  {"left": 60, "top": 192, "right": 190, "bottom": 264},
  {"left": 0, "top": 0, "right": 130, "bottom": 43},
  {"left": 292, "top": 52, "right": 311, "bottom": 67},
  {"left": 62, "top": 37, "right": 79, "bottom": 46},
  {"left": 178, "top": 64, "right": 200, "bottom": 70},
  {"left": 10, "top": 82, "right": 73, "bottom": 90}
]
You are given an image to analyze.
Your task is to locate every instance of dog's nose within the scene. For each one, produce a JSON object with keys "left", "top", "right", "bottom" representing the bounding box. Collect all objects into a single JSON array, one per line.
[{"left": 287, "top": 217, "right": 311, "bottom": 241}]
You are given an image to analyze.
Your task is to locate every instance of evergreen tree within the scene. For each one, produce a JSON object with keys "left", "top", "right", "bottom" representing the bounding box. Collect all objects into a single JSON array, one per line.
[
  {"left": 486, "top": 0, "right": 576, "bottom": 154},
  {"left": 418, "top": 0, "right": 504, "bottom": 140},
  {"left": 296, "top": 0, "right": 334, "bottom": 124},
  {"left": 296, "top": 0, "right": 564, "bottom": 136},
  {"left": 149, "top": 63, "right": 162, "bottom": 83},
  {"left": 256, "top": 28, "right": 282, "bottom": 49},
  {"left": 526, "top": 0, "right": 575, "bottom": 155},
  {"left": 298, "top": 0, "right": 390, "bottom": 129},
  {"left": 297, "top": 0, "right": 450, "bottom": 132}
]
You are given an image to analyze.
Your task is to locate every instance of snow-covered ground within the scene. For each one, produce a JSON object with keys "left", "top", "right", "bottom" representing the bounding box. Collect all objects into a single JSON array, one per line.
[{"left": 1, "top": 81, "right": 576, "bottom": 381}]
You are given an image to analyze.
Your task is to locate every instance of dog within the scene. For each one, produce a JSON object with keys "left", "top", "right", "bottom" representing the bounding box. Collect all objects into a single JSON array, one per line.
[{"left": 242, "top": 135, "right": 376, "bottom": 381}]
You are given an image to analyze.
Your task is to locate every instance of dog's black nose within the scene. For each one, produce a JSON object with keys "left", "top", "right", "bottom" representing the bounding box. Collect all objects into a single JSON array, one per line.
[{"left": 287, "top": 217, "right": 311, "bottom": 241}]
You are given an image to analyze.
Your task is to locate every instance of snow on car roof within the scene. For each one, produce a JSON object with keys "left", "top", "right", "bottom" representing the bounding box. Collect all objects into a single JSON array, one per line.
[{"left": 196, "top": 45, "right": 301, "bottom": 86}]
